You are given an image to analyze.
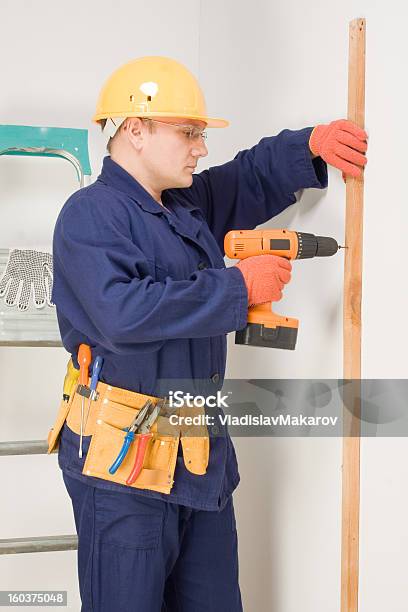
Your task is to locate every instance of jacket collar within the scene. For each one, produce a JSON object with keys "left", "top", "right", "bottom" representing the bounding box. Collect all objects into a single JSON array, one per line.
[
  {"left": 97, "top": 156, "right": 166, "bottom": 215},
  {"left": 97, "top": 156, "right": 203, "bottom": 238}
]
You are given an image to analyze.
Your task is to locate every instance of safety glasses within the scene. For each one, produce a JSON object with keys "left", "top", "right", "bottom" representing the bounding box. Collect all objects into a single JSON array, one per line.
[{"left": 143, "top": 118, "right": 208, "bottom": 141}]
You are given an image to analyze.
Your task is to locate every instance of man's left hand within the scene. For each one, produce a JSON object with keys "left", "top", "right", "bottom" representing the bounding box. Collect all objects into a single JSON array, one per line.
[{"left": 309, "top": 119, "right": 368, "bottom": 178}]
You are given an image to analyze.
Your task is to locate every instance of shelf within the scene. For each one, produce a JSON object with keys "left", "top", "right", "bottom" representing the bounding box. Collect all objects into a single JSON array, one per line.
[
  {"left": 0, "top": 123, "right": 91, "bottom": 346},
  {"left": 0, "top": 249, "right": 61, "bottom": 346}
]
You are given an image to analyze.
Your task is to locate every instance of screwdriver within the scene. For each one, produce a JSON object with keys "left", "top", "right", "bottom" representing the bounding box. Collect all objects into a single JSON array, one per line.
[
  {"left": 84, "top": 356, "right": 103, "bottom": 432},
  {"left": 78, "top": 344, "right": 91, "bottom": 458}
]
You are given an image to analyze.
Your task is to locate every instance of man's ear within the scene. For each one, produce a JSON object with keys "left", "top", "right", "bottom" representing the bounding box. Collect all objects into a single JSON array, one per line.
[{"left": 124, "top": 117, "right": 144, "bottom": 151}]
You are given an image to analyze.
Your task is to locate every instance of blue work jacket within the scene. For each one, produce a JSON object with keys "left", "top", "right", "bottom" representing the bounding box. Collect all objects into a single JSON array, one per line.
[{"left": 52, "top": 127, "right": 327, "bottom": 511}]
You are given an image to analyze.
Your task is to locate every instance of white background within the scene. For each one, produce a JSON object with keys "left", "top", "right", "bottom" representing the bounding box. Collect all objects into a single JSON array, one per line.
[{"left": 0, "top": 0, "right": 407, "bottom": 610}]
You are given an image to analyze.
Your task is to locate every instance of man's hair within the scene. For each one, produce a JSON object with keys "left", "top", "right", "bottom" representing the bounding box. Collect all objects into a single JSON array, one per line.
[{"left": 100, "top": 118, "right": 154, "bottom": 153}]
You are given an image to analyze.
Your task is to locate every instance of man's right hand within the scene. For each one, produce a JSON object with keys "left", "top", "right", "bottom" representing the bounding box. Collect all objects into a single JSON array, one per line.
[{"left": 235, "top": 254, "right": 292, "bottom": 305}]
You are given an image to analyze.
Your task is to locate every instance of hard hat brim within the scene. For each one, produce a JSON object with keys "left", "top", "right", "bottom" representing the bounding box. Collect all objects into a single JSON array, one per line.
[{"left": 93, "top": 111, "right": 229, "bottom": 128}]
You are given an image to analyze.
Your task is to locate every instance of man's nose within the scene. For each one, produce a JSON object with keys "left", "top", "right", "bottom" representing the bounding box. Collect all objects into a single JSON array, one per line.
[{"left": 191, "top": 138, "right": 208, "bottom": 158}]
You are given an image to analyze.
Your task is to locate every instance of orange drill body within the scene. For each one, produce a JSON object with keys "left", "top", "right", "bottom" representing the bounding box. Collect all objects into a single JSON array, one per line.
[
  {"left": 224, "top": 229, "right": 340, "bottom": 350},
  {"left": 224, "top": 229, "right": 299, "bottom": 260}
]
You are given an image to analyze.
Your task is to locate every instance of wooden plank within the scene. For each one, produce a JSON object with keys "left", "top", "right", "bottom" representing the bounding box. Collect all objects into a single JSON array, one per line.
[{"left": 341, "top": 17, "right": 366, "bottom": 612}]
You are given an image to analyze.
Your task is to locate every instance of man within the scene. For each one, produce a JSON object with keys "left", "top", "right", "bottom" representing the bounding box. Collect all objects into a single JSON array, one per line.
[{"left": 51, "top": 56, "right": 367, "bottom": 611}]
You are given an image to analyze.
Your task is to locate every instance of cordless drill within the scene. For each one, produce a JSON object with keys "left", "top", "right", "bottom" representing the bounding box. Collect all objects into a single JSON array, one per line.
[{"left": 224, "top": 229, "right": 341, "bottom": 350}]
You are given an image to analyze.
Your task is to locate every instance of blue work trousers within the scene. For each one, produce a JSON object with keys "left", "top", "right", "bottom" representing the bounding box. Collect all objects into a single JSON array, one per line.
[{"left": 63, "top": 473, "right": 243, "bottom": 611}]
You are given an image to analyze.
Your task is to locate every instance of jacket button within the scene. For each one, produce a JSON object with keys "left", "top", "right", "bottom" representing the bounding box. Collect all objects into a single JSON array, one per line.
[
  {"left": 211, "top": 373, "right": 220, "bottom": 384},
  {"left": 198, "top": 261, "right": 208, "bottom": 270}
]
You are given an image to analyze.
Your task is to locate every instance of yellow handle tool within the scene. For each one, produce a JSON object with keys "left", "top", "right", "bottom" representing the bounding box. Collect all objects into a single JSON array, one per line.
[{"left": 63, "top": 358, "right": 80, "bottom": 402}]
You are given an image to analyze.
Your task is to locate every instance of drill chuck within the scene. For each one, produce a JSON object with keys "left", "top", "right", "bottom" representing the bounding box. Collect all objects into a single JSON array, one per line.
[{"left": 295, "top": 232, "right": 339, "bottom": 259}]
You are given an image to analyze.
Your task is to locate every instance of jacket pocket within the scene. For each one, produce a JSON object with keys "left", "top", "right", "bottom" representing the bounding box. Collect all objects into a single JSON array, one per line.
[{"left": 97, "top": 506, "right": 163, "bottom": 551}]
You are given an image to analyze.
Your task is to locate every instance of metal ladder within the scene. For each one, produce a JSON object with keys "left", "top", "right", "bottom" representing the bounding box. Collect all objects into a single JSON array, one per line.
[{"left": 0, "top": 125, "right": 91, "bottom": 554}]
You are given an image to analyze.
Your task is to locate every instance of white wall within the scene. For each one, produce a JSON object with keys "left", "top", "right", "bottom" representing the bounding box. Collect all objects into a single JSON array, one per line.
[
  {"left": 199, "top": 0, "right": 408, "bottom": 610},
  {"left": 1, "top": 1, "right": 407, "bottom": 611}
]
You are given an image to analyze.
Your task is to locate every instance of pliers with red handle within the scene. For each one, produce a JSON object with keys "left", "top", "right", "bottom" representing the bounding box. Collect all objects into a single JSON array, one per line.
[
  {"left": 125, "top": 400, "right": 163, "bottom": 485},
  {"left": 108, "top": 400, "right": 153, "bottom": 476}
]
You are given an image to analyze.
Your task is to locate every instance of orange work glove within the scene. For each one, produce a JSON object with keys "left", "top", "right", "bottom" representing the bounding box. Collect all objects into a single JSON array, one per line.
[
  {"left": 309, "top": 119, "right": 368, "bottom": 178},
  {"left": 236, "top": 254, "right": 292, "bottom": 305}
]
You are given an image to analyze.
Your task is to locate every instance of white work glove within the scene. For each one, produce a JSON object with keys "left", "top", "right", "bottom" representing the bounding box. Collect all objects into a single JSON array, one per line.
[{"left": 0, "top": 249, "right": 54, "bottom": 311}]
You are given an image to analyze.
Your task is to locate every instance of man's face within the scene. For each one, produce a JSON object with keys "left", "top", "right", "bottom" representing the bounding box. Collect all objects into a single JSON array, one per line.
[{"left": 136, "top": 117, "right": 209, "bottom": 190}]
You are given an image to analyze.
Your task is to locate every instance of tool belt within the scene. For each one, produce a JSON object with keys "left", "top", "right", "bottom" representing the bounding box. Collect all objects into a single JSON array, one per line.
[{"left": 47, "top": 380, "right": 209, "bottom": 495}]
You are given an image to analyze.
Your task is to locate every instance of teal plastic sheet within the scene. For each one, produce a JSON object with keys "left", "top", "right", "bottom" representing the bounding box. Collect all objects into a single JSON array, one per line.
[{"left": 0, "top": 124, "right": 91, "bottom": 185}]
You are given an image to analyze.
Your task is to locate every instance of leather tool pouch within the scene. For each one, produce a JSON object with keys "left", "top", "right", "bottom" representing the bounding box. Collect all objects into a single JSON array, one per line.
[
  {"left": 47, "top": 380, "right": 209, "bottom": 494},
  {"left": 47, "top": 396, "right": 74, "bottom": 455}
]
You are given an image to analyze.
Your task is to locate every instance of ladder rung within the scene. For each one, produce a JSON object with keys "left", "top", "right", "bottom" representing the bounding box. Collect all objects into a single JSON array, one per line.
[
  {"left": 0, "top": 535, "right": 78, "bottom": 555},
  {"left": 0, "top": 440, "right": 49, "bottom": 455},
  {"left": 0, "top": 341, "right": 62, "bottom": 347}
]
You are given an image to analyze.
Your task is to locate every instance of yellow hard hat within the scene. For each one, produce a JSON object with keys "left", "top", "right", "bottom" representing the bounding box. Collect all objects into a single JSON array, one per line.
[{"left": 93, "top": 56, "right": 229, "bottom": 129}]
